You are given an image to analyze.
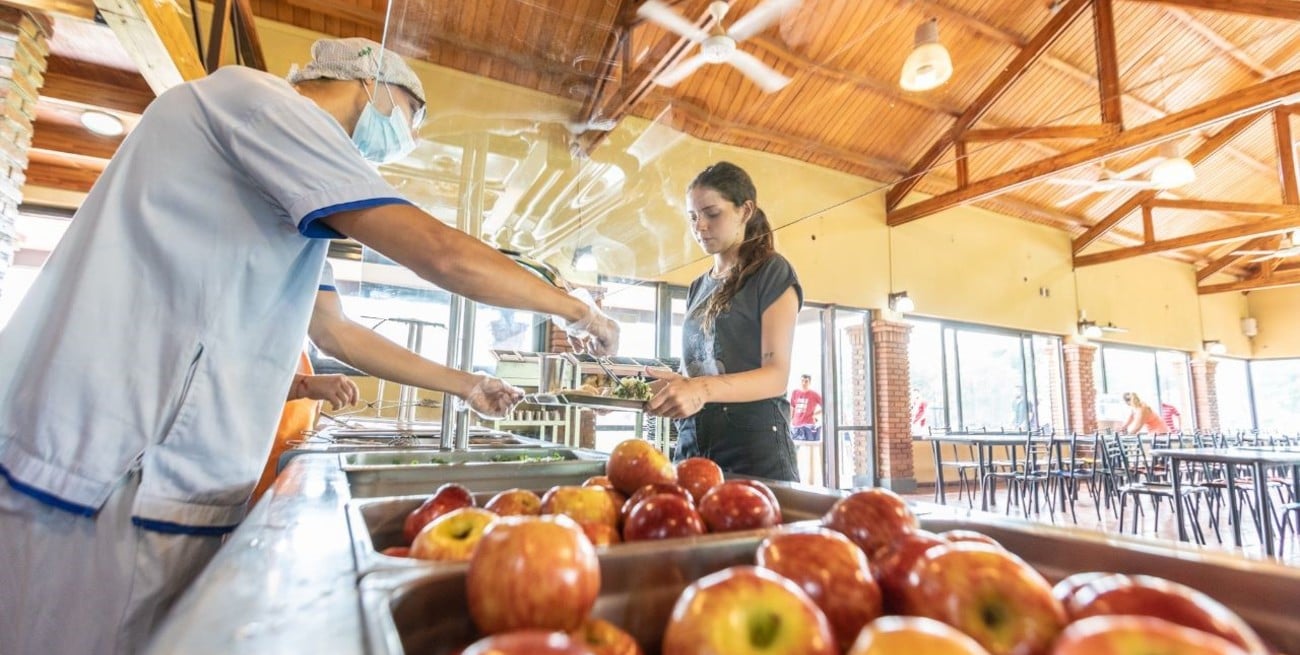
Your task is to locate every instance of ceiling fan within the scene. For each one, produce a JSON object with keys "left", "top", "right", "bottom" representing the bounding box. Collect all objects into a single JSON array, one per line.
[
  {"left": 1231, "top": 232, "right": 1300, "bottom": 262},
  {"left": 1046, "top": 159, "right": 1163, "bottom": 207},
  {"left": 636, "top": 0, "right": 801, "bottom": 93}
]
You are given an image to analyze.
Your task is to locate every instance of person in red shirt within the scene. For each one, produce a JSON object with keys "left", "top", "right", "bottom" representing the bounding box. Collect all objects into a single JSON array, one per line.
[
  {"left": 1159, "top": 402, "right": 1182, "bottom": 433},
  {"left": 790, "top": 374, "right": 823, "bottom": 441}
]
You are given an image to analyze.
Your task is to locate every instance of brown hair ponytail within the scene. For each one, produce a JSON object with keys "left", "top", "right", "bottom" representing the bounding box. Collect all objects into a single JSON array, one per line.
[{"left": 690, "top": 162, "right": 775, "bottom": 331}]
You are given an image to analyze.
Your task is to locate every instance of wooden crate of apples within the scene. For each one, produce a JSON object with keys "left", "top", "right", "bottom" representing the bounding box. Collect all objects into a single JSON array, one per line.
[{"left": 383, "top": 439, "right": 1276, "bottom": 655}]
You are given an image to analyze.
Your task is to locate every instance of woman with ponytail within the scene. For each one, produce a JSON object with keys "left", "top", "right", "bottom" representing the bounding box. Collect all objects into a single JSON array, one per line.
[{"left": 646, "top": 162, "right": 802, "bottom": 481}]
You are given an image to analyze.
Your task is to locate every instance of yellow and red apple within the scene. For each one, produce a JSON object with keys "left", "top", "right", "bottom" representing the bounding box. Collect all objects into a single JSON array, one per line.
[
  {"left": 410, "top": 507, "right": 500, "bottom": 562},
  {"left": 848, "top": 616, "right": 991, "bottom": 655},
  {"left": 757, "top": 527, "right": 883, "bottom": 649},
  {"left": 606, "top": 439, "right": 677, "bottom": 495},
  {"left": 484, "top": 488, "right": 543, "bottom": 517}
]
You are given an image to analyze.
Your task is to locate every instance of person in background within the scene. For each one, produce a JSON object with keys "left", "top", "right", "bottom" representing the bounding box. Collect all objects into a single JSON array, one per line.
[
  {"left": 1121, "top": 392, "right": 1168, "bottom": 435},
  {"left": 789, "top": 374, "right": 823, "bottom": 442},
  {"left": 910, "top": 388, "right": 929, "bottom": 435},
  {"left": 646, "top": 161, "right": 802, "bottom": 482},
  {"left": 1159, "top": 401, "right": 1182, "bottom": 433},
  {"left": 0, "top": 37, "right": 618, "bottom": 655}
]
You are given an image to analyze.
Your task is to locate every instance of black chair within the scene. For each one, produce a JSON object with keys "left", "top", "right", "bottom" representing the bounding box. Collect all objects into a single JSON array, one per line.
[
  {"left": 1050, "top": 432, "right": 1101, "bottom": 523},
  {"left": 1108, "top": 434, "right": 1215, "bottom": 544}
]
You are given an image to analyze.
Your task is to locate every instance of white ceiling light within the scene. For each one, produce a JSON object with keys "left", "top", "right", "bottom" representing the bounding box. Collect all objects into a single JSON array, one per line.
[
  {"left": 572, "top": 245, "right": 598, "bottom": 272},
  {"left": 1149, "top": 141, "right": 1196, "bottom": 189},
  {"left": 899, "top": 18, "right": 953, "bottom": 92},
  {"left": 888, "top": 291, "right": 915, "bottom": 313},
  {"left": 79, "top": 110, "right": 124, "bottom": 137}
]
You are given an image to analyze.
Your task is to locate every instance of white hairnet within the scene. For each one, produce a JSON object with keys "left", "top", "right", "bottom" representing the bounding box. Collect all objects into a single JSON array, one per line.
[{"left": 287, "top": 37, "right": 426, "bottom": 106}]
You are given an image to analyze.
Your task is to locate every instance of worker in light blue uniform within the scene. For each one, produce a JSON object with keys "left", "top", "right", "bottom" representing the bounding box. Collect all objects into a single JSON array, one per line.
[{"left": 0, "top": 37, "right": 620, "bottom": 655}]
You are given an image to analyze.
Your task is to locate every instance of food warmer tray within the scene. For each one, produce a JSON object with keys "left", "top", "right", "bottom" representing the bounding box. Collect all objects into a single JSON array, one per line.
[{"left": 341, "top": 448, "right": 608, "bottom": 499}]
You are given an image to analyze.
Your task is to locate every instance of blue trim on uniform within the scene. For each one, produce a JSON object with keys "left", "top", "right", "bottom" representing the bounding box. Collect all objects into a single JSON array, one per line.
[
  {"left": 131, "top": 516, "right": 238, "bottom": 537},
  {"left": 318, "top": 284, "right": 337, "bottom": 292},
  {"left": 297, "top": 197, "right": 412, "bottom": 239},
  {"left": 0, "top": 463, "right": 98, "bottom": 517}
]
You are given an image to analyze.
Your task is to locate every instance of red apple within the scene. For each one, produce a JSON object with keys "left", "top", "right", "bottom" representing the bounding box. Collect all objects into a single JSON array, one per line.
[
  {"left": 941, "top": 529, "right": 1002, "bottom": 548},
  {"left": 485, "top": 488, "right": 543, "bottom": 517},
  {"left": 661, "top": 565, "right": 837, "bottom": 655},
  {"left": 583, "top": 475, "right": 615, "bottom": 489},
  {"left": 697, "top": 481, "right": 779, "bottom": 533},
  {"left": 732, "top": 479, "right": 783, "bottom": 521},
  {"left": 461, "top": 630, "right": 598, "bottom": 655},
  {"left": 1050, "top": 572, "right": 1109, "bottom": 607},
  {"left": 757, "top": 527, "right": 883, "bottom": 649},
  {"left": 1062, "top": 574, "right": 1266, "bottom": 653},
  {"left": 579, "top": 520, "right": 622, "bottom": 548},
  {"left": 606, "top": 439, "right": 677, "bottom": 495},
  {"left": 848, "top": 616, "right": 992, "bottom": 655},
  {"left": 570, "top": 618, "right": 643, "bottom": 655},
  {"left": 899, "top": 543, "right": 1065, "bottom": 655},
  {"left": 403, "top": 482, "right": 475, "bottom": 543},
  {"left": 622, "top": 483, "right": 694, "bottom": 525},
  {"left": 467, "top": 515, "right": 600, "bottom": 634},
  {"left": 1051, "top": 615, "right": 1248, "bottom": 655},
  {"left": 380, "top": 546, "right": 410, "bottom": 558},
  {"left": 622, "top": 494, "right": 706, "bottom": 542},
  {"left": 543, "top": 485, "right": 620, "bottom": 530},
  {"left": 822, "top": 488, "right": 918, "bottom": 559},
  {"left": 410, "top": 507, "right": 500, "bottom": 562},
  {"left": 870, "top": 529, "right": 946, "bottom": 613},
  {"left": 676, "top": 457, "right": 725, "bottom": 504}
]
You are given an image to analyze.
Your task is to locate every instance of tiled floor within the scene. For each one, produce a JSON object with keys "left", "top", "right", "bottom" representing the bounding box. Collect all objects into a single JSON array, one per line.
[{"left": 901, "top": 481, "right": 1300, "bottom": 566}]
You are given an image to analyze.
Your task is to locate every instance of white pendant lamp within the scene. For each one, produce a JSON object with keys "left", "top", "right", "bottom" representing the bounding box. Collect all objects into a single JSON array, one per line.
[
  {"left": 899, "top": 18, "right": 953, "bottom": 92},
  {"left": 1150, "top": 141, "right": 1196, "bottom": 189}
]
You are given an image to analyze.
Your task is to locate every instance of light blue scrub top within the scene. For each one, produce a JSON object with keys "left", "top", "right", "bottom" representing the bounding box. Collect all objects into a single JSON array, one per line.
[{"left": 0, "top": 66, "right": 410, "bottom": 533}]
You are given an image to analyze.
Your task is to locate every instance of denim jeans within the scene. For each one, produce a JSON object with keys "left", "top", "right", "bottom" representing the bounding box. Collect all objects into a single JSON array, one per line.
[{"left": 674, "top": 399, "right": 799, "bottom": 482}]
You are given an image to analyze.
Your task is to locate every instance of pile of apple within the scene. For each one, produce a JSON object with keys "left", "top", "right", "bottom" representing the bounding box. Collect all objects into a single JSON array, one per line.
[
  {"left": 387, "top": 439, "right": 783, "bottom": 562},
  {"left": 446, "top": 484, "right": 1274, "bottom": 655}
]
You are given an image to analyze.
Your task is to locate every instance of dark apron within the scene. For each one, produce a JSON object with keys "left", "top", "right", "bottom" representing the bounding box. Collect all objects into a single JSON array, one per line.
[{"left": 673, "top": 398, "right": 799, "bottom": 482}]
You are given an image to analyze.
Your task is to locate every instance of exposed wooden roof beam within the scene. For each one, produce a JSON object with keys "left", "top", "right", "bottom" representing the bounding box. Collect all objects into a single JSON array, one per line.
[
  {"left": 918, "top": 0, "right": 1272, "bottom": 175},
  {"left": 576, "top": 3, "right": 720, "bottom": 153},
  {"left": 0, "top": 0, "right": 94, "bottom": 20},
  {"left": 1093, "top": 0, "right": 1124, "bottom": 127},
  {"left": 24, "top": 149, "right": 106, "bottom": 193},
  {"left": 231, "top": 0, "right": 266, "bottom": 71},
  {"left": 962, "top": 125, "right": 1119, "bottom": 141},
  {"left": 92, "top": 0, "right": 205, "bottom": 94},
  {"left": 1072, "top": 113, "right": 1266, "bottom": 253},
  {"left": 1148, "top": 199, "right": 1298, "bottom": 213},
  {"left": 205, "top": 0, "right": 232, "bottom": 73},
  {"left": 1076, "top": 212, "right": 1300, "bottom": 266},
  {"left": 1123, "top": 0, "right": 1300, "bottom": 21},
  {"left": 577, "top": 1, "right": 636, "bottom": 130},
  {"left": 891, "top": 70, "right": 1300, "bottom": 226},
  {"left": 1200, "top": 269, "right": 1300, "bottom": 294},
  {"left": 1197, "top": 236, "right": 1271, "bottom": 281},
  {"left": 1276, "top": 109, "right": 1299, "bottom": 203},
  {"left": 884, "top": 0, "right": 1092, "bottom": 211}
]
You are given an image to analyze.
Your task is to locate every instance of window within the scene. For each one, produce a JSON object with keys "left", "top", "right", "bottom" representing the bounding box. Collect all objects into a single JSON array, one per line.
[
  {"left": 1250, "top": 359, "right": 1300, "bottom": 432},
  {"left": 599, "top": 279, "right": 659, "bottom": 359},
  {"left": 1093, "top": 346, "right": 1194, "bottom": 432},
  {"left": 1215, "top": 357, "right": 1254, "bottom": 433},
  {"left": 907, "top": 318, "right": 1064, "bottom": 434},
  {"left": 471, "top": 307, "right": 540, "bottom": 371},
  {"left": 1156, "top": 351, "right": 1193, "bottom": 432}
]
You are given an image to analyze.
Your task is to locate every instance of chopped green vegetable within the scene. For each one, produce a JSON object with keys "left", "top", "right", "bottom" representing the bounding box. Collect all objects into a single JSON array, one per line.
[{"left": 611, "top": 377, "right": 653, "bottom": 401}]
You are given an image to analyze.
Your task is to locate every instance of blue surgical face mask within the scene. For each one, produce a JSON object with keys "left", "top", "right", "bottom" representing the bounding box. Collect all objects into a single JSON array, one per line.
[{"left": 351, "top": 82, "right": 417, "bottom": 164}]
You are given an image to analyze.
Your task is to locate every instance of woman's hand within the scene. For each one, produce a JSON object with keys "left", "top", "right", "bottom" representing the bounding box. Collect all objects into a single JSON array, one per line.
[
  {"left": 463, "top": 373, "right": 524, "bottom": 419},
  {"left": 293, "top": 374, "right": 360, "bottom": 410},
  {"left": 645, "top": 368, "right": 710, "bottom": 419}
]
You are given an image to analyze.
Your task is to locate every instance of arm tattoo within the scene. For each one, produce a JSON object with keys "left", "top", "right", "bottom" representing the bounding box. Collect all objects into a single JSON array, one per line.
[{"left": 762, "top": 351, "right": 775, "bottom": 361}]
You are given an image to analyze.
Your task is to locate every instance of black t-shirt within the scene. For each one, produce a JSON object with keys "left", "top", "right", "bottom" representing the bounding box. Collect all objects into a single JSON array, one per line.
[{"left": 681, "top": 254, "right": 803, "bottom": 380}]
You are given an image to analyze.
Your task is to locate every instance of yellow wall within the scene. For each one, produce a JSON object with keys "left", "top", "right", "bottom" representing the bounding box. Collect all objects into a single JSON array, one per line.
[
  {"left": 1198, "top": 285, "right": 1253, "bottom": 358},
  {"left": 1248, "top": 286, "right": 1300, "bottom": 358},
  {"left": 1074, "top": 257, "right": 1204, "bottom": 352}
]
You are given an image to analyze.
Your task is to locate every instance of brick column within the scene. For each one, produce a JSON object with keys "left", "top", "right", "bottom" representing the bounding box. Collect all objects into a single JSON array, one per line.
[
  {"left": 872, "top": 319, "right": 914, "bottom": 493},
  {"left": 1062, "top": 343, "right": 1098, "bottom": 434},
  {"left": 1191, "top": 357, "right": 1219, "bottom": 434},
  {"left": 0, "top": 7, "right": 49, "bottom": 297}
]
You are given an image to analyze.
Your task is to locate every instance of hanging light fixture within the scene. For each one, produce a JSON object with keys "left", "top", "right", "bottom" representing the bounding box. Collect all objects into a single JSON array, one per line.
[
  {"left": 1203, "top": 340, "right": 1227, "bottom": 355},
  {"left": 79, "top": 110, "right": 124, "bottom": 137},
  {"left": 1150, "top": 140, "right": 1196, "bottom": 189},
  {"left": 572, "top": 245, "right": 598, "bottom": 272},
  {"left": 899, "top": 18, "right": 953, "bottom": 92},
  {"left": 888, "top": 291, "right": 915, "bottom": 313}
]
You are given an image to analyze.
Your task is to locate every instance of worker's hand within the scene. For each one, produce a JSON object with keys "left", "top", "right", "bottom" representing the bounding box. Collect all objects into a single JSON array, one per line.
[
  {"left": 555, "top": 289, "right": 620, "bottom": 357},
  {"left": 463, "top": 373, "right": 524, "bottom": 420},
  {"left": 294, "top": 374, "right": 359, "bottom": 410},
  {"left": 644, "top": 369, "right": 708, "bottom": 419}
]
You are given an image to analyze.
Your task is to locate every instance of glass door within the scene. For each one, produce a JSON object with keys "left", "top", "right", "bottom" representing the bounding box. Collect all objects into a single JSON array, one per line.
[{"left": 831, "top": 307, "right": 873, "bottom": 489}]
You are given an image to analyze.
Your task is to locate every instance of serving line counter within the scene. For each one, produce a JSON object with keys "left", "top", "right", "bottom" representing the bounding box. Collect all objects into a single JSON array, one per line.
[{"left": 147, "top": 449, "right": 1300, "bottom": 655}]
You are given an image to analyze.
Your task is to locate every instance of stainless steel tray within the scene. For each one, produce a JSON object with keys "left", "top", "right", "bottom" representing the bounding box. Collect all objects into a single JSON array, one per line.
[
  {"left": 359, "top": 513, "right": 1300, "bottom": 655},
  {"left": 343, "top": 448, "right": 608, "bottom": 499},
  {"left": 524, "top": 391, "right": 647, "bottom": 412},
  {"left": 346, "top": 481, "right": 840, "bottom": 579}
]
